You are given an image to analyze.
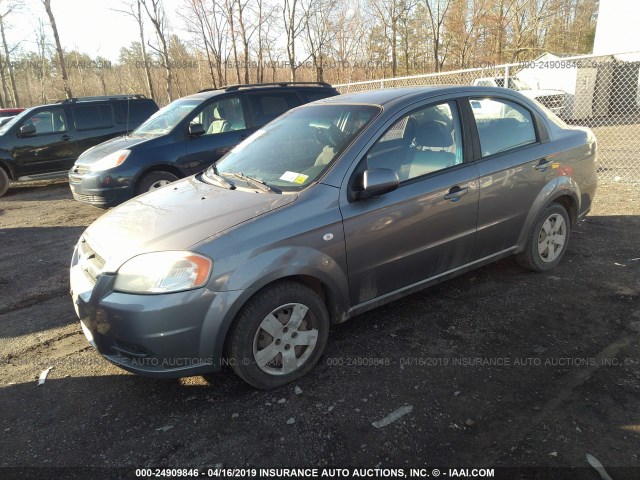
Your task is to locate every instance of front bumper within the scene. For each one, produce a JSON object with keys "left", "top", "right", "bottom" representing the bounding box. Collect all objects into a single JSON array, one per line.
[
  {"left": 70, "top": 246, "right": 244, "bottom": 378},
  {"left": 68, "top": 167, "right": 133, "bottom": 208}
]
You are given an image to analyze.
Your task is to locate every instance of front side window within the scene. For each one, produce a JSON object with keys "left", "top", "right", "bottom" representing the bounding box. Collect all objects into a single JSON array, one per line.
[
  {"left": 22, "top": 108, "right": 67, "bottom": 134},
  {"left": 470, "top": 98, "right": 537, "bottom": 157},
  {"left": 190, "top": 97, "right": 246, "bottom": 135},
  {"left": 364, "top": 101, "right": 463, "bottom": 181},
  {"left": 205, "top": 104, "right": 379, "bottom": 192}
]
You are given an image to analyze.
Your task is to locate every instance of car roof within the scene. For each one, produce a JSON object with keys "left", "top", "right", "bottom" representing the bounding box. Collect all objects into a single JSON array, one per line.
[
  {"left": 184, "top": 84, "right": 337, "bottom": 101},
  {"left": 313, "top": 85, "right": 524, "bottom": 108}
]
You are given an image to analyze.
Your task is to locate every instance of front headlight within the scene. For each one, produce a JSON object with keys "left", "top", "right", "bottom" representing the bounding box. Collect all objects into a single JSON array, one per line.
[
  {"left": 90, "top": 149, "right": 131, "bottom": 172},
  {"left": 114, "top": 251, "right": 213, "bottom": 294}
]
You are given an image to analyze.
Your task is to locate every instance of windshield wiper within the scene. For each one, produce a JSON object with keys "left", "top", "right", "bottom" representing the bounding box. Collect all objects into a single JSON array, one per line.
[
  {"left": 227, "top": 172, "right": 280, "bottom": 193},
  {"left": 204, "top": 166, "right": 235, "bottom": 189}
]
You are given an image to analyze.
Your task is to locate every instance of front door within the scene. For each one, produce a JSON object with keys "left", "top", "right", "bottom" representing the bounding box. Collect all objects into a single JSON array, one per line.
[
  {"left": 340, "top": 100, "right": 480, "bottom": 306},
  {"left": 13, "top": 107, "right": 79, "bottom": 176},
  {"left": 184, "top": 96, "right": 252, "bottom": 173}
]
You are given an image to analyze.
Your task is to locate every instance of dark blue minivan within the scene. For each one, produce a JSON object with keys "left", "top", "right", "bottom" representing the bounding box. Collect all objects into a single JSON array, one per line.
[{"left": 68, "top": 83, "right": 339, "bottom": 207}]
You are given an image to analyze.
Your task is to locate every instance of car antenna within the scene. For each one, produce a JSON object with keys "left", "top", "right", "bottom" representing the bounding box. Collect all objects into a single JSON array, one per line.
[{"left": 126, "top": 95, "right": 130, "bottom": 136}]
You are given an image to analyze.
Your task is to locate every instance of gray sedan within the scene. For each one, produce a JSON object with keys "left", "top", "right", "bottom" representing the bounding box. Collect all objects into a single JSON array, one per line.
[{"left": 70, "top": 86, "right": 597, "bottom": 388}]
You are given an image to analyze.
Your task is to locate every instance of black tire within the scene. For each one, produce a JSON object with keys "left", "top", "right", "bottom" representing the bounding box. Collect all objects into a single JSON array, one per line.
[
  {"left": 517, "top": 203, "right": 571, "bottom": 272},
  {"left": 0, "top": 167, "right": 9, "bottom": 197},
  {"left": 228, "top": 281, "right": 330, "bottom": 389},
  {"left": 135, "top": 171, "right": 179, "bottom": 195}
]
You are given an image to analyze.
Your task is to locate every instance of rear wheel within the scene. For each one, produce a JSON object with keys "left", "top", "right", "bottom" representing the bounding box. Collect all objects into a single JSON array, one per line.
[
  {"left": 0, "top": 167, "right": 9, "bottom": 197},
  {"left": 517, "top": 203, "right": 570, "bottom": 272},
  {"left": 228, "top": 281, "right": 329, "bottom": 389},
  {"left": 136, "top": 171, "right": 179, "bottom": 194}
]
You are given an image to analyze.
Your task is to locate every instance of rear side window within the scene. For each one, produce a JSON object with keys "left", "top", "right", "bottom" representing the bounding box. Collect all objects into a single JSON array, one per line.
[
  {"left": 249, "top": 93, "right": 301, "bottom": 127},
  {"left": 72, "top": 105, "right": 113, "bottom": 130},
  {"left": 470, "top": 98, "right": 536, "bottom": 157},
  {"left": 126, "top": 100, "right": 159, "bottom": 124}
]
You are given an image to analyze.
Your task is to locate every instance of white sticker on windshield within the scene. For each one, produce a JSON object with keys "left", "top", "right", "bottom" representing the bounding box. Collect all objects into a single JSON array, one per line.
[{"left": 279, "top": 171, "right": 309, "bottom": 184}]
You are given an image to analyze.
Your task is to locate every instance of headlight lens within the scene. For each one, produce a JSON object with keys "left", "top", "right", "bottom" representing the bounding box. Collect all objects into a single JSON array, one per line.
[
  {"left": 114, "top": 251, "right": 212, "bottom": 294},
  {"left": 90, "top": 149, "right": 130, "bottom": 172}
]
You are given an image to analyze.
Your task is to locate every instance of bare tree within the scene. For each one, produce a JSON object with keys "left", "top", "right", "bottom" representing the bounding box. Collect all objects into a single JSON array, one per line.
[
  {"left": 424, "top": 0, "right": 452, "bottom": 72},
  {"left": 303, "top": 0, "right": 338, "bottom": 82},
  {"left": 371, "top": 0, "right": 415, "bottom": 77},
  {"left": 282, "top": 0, "right": 306, "bottom": 81},
  {"left": 224, "top": 0, "right": 241, "bottom": 83},
  {"left": 0, "top": 1, "right": 19, "bottom": 106},
  {"left": 112, "top": 0, "right": 155, "bottom": 98},
  {"left": 141, "top": 0, "right": 172, "bottom": 102},
  {"left": 42, "top": 0, "right": 72, "bottom": 98}
]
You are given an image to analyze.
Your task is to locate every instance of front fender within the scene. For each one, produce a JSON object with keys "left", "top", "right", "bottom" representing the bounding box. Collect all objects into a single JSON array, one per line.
[
  {"left": 0, "top": 149, "right": 15, "bottom": 178},
  {"left": 199, "top": 246, "right": 350, "bottom": 367}
]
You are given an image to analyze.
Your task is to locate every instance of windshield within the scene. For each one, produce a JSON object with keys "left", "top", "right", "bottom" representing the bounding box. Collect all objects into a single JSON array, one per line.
[
  {"left": 131, "top": 98, "right": 201, "bottom": 137},
  {"left": 205, "top": 104, "right": 380, "bottom": 192},
  {"left": 0, "top": 108, "right": 32, "bottom": 135}
]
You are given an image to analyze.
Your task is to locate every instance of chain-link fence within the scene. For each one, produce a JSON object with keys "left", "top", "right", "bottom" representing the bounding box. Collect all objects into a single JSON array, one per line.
[{"left": 336, "top": 51, "right": 640, "bottom": 184}]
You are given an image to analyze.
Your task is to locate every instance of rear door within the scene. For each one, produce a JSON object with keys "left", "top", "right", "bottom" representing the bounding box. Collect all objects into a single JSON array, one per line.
[
  {"left": 467, "top": 95, "right": 557, "bottom": 259},
  {"left": 340, "top": 99, "right": 480, "bottom": 306},
  {"left": 184, "top": 95, "right": 250, "bottom": 173},
  {"left": 12, "top": 106, "right": 79, "bottom": 175},
  {"left": 71, "top": 103, "right": 118, "bottom": 155}
]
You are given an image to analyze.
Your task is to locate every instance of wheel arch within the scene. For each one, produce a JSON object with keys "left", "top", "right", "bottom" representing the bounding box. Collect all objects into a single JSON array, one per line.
[
  {"left": 516, "top": 177, "right": 580, "bottom": 251},
  {"left": 133, "top": 163, "right": 185, "bottom": 190},
  {"left": 201, "top": 265, "right": 349, "bottom": 369},
  {"left": 0, "top": 151, "right": 15, "bottom": 179}
]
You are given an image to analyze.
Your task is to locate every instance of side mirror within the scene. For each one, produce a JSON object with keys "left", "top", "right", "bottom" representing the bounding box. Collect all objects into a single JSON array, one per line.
[
  {"left": 20, "top": 124, "right": 36, "bottom": 137},
  {"left": 359, "top": 168, "right": 399, "bottom": 199},
  {"left": 188, "top": 123, "right": 205, "bottom": 137}
]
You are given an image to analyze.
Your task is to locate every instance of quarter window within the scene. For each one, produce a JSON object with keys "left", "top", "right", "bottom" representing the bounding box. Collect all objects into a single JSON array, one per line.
[
  {"left": 470, "top": 98, "right": 536, "bottom": 157},
  {"left": 365, "top": 102, "right": 463, "bottom": 181}
]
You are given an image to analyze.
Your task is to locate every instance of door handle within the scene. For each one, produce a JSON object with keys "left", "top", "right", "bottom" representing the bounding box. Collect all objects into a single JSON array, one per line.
[
  {"left": 444, "top": 186, "right": 469, "bottom": 202},
  {"left": 534, "top": 158, "right": 550, "bottom": 171},
  {"left": 239, "top": 134, "right": 249, "bottom": 140},
  {"left": 61, "top": 135, "right": 73, "bottom": 141}
]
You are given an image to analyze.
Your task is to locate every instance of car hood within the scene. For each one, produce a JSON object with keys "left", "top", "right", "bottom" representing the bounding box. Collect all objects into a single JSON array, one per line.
[
  {"left": 75, "top": 135, "right": 151, "bottom": 165},
  {"left": 83, "top": 175, "right": 297, "bottom": 272}
]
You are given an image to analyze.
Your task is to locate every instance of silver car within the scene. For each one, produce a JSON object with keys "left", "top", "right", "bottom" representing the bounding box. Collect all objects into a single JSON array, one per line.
[{"left": 70, "top": 86, "right": 597, "bottom": 388}]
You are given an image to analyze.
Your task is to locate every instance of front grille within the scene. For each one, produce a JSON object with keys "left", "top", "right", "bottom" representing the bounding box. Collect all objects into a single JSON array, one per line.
[
  {"left": 538, "top": 94, "right": 564, "bottom": 110},
  {"left": 77, "top": 237, "right": 106, "bottom": 283},
  {"left": 73, "top": 191, "right": 116, "bottom": 205}
]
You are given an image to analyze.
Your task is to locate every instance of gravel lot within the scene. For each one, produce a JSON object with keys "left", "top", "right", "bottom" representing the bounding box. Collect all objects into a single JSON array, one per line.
[{"left": 0, "top": 179, "right": 639, "bottom": 479}]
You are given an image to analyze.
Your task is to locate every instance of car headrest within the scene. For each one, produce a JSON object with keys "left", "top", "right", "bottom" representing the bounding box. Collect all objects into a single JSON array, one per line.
[
  {"left": 403, "top": 117, "right": 417, "bottom": 144},
  {"left": 213, "top": 106, "right": 226, "bottom": 120},
  {"left": 415, "top": 120, "right": 453, "bottom": 148}
]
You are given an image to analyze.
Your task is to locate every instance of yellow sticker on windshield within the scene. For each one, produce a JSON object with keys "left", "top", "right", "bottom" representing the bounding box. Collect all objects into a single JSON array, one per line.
[
  {"left": 293, "top": 174, "right": 308, "bottom": 184},
  {"left": 280, "top": 171, "right": 309, "bottom": 184}
]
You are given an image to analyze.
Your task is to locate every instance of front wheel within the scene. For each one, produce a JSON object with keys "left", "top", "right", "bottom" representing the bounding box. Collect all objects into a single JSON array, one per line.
[
  {"left": 136, "top": 171, "right": 179, "bottom": 195},
  {"left": 517, "top": 203, "right": 571, "bottom": 272},
  {"left": 228, "top": 281, "right": 330, "bottom": 389},
  {"left": 0, "top": 167, "right": 9, "bottom": 197}
]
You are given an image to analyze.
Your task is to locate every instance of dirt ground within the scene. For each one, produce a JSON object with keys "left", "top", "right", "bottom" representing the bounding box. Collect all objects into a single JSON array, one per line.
[{"left": 0, "top": 179, "right": 639, "bottom": 479}]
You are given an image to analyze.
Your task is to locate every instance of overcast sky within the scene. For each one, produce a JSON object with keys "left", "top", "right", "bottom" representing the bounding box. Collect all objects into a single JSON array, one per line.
[{"left": 8, "top": 0, "right": 177, "bottom": 62}]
